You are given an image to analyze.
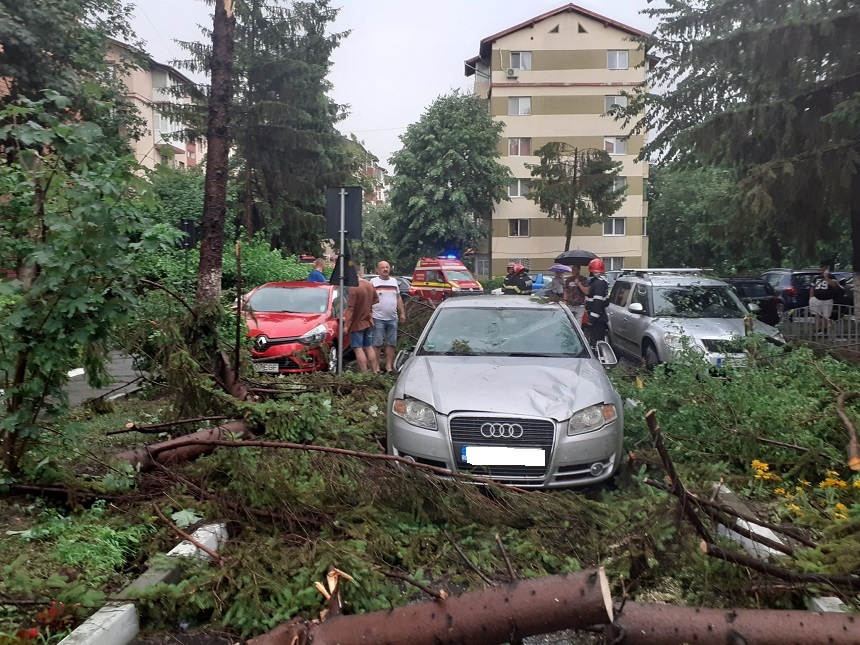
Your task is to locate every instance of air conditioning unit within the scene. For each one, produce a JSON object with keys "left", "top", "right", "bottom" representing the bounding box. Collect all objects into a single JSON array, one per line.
[{"left": 505, "top": 67, "right": 518, "bottom": 79}]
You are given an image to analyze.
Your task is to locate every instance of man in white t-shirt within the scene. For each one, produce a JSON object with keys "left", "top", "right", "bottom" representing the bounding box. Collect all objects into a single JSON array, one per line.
[{"left": 371, "top": 260, "right": 406, "bottom": 373}]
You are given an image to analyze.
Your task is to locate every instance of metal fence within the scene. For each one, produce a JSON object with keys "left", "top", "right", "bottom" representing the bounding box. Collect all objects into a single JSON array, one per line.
[{"left": 778, "top": 304, "right": 860, "bottom": 354}]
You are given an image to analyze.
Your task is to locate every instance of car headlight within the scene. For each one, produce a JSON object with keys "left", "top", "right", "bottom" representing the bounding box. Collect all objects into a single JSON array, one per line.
[
  {"left": 298, "top": 324, "right": 327, "bottom": 345},
  {"left": 392, "top": 398, "right": 438, "bottom": 430},
  {"left": 567, "top": 403, "right": 617, "bottom": 436},
  {"left": 450, "top": 283, "right": 460, "bottom": 291}
]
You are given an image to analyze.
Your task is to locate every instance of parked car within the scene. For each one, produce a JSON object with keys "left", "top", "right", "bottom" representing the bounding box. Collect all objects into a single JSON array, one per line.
[
  {"left": 387, "top": 295, "right": 623, "bottom": 488},
  {"left": 759, "top": 268, "right": 820, "bottom": 314},
  {"left": 605, "top": 270, "right": 623, "bottom": 290},
  {"left": 722, "top": 277, "right": 780, "bottom": 326},
  {"left": 243, "top": 282, "right": 347, "bottom": 373},
  {"left": 362, "top": 274, "right": 413, "bottom": 301},
  {"left": 834, "top": 275, "right": 854, "bottom": 309},
  {"left": 606, "top": 270, "right": 784, "bottom": 368}
]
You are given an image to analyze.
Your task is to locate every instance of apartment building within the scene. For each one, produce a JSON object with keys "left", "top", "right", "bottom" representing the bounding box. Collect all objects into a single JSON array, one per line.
[
  {"left": 106, "top": 39, "right": 204, "bottom": 170},
  {"left": 465, "top": 4, "right": 651, "bottom": 277}
]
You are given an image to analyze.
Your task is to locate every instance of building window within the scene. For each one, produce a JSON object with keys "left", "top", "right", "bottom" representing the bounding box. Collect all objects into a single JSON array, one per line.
[
  {"left": 605, "top": 257, "right": 625, "bottom": 271},
  {"left": 508, "top": 97, "right": 531, "bottom": 116},
  {"left": 603, "top": 218, "right": 626, "bottom": 236},
  {"left": 604, "top": 137, "right": 628, "bottom": 155},
  {"left": 508, "top": 179, "right": 530, "bottom": 198},
  {"left": 508, "top": 219, "right": 530, "bottom": 237},
  {"left": 613, "top": 176, "right": 628, "bottom": 193},
  {"left": 607, "top": 50, "right": 629, "bottom": 70},
  {"left": 508, "top": 137, "right": 532, "bottom": 156},
  {"left": 476, "top": 257, "right": 490, "bottom": 276},
  {"left": 510, "top": 51, "right": 532, "bottom": 70},
  {"left": 508, "top": 258, "right": 532, "bottom": 270},
  {"left": 604, "top": 95, "right": 628, "bottom": 113}
]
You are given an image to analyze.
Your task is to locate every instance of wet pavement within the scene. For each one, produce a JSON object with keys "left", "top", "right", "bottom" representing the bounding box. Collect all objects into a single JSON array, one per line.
[{"left": 66, "top": 351, "right": 144, "bottom": 408}]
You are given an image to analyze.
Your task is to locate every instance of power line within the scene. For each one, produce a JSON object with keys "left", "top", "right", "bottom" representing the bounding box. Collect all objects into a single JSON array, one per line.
[{"left": 139, "top": 6, "right": 176, "bottom": 62}]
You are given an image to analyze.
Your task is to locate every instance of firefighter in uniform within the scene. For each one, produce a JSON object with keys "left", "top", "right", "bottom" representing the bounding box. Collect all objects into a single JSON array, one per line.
[
  {"left": 501, "top": 262, "right": 533, "bottom": 295},
  {"left": 583, "top": 258, "right": 609, "bottom": 345}
]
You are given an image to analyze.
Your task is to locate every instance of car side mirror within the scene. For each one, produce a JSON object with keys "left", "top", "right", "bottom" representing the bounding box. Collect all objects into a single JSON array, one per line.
[
  {"left": 393, "top": 348, "right": 412, "bottom": 373},
  {"left": 594, "top": 341, "right": 618, "bottom": 367},
  {"left": 628, "top": 302, "right": 645, "bottom": 314}
]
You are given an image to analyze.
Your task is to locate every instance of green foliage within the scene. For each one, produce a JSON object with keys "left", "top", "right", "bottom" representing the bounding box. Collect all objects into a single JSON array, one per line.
[
  {"left": 619, "top": 0, "right": 860, "bottom": 263},
  {"left": 388, "top": 91, "right": 512, "bottom": 269},
  {"left": 0, "top": 98, "right": 173, "bottom": 472},
  {"left": 526, "top": 143, "right": 625, "bottom": 252}
]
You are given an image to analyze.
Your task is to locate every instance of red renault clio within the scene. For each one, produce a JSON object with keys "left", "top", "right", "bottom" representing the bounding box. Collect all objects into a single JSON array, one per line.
[{"left": 243, "top": 282, "right": 347, "bottom": 373}]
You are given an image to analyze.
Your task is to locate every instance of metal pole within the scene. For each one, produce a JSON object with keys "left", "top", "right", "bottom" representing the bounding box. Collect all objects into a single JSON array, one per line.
[{"left": 337, "top": 188, "right": 346, "bottom": 374}]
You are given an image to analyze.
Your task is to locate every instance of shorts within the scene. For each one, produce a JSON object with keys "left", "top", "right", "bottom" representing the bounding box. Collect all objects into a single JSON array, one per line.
[
  {"left": 349, "top": 328, "right": 374, "bottom": 348},
  {"left": 373, "top": 318, "right": 397, "bottom": 346},
  {"left": 809, "top": 296, "right": 833, "bottom": 318}
]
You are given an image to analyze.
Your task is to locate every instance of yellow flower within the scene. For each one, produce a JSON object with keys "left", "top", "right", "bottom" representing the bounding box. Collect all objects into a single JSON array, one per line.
[
  {"left": 787, "top": 503, "right": 803, "bottom": 516},
  {"left": 834, "top": 503, "right": 847, "bottom": 511},
  {"left": 795, "top": 486, "right": 803, "bottom": 492},
  {"left": 820, "top": 477, "right": 847, "bottom": 489},
  {"left": 774, "top": 488, "right": 787, "bottom": 495},
  {"left": 828, "top": 470, "right": 840, "bottom": 477},
  {"left": 835, "top": 513, "right": 848, "bottom": 520},
  {"left": 751, "top": 460, "right": 770, "bottom": 472},
  {"left": 853, "top": 479, "right": 860, "bottom": 489},
  {"left": 800, "top": 479, "right": 811, "bottom": 487}
]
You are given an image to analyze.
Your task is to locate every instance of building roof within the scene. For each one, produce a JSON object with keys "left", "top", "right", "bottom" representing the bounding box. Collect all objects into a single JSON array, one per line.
[
  {"left": 465, "top": 3, "right": 651, "bottom": 76},
  {"left": 107, "top": 38, "right": 200, "bottom": 92}
]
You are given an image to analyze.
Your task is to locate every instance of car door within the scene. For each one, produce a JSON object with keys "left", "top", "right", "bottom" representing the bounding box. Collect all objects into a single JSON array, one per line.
[
  {"left": 626, "top": 283, "right": 654, "bottom": 355},
  {"left": 606, "top": 280, "right": 635, "bottom": 355}
]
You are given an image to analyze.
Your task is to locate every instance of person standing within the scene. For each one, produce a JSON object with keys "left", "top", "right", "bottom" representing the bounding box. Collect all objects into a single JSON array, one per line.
[
  {"left": 809, "top": 261, "right": 840, "bottom": 337},
  {"left": 564, "top": 265, "right": 589, "bottom": 322},
  {"left": 344, "top": 278, "right": 379, "bottom": 373},
  {"left": 583, "top": 258, "right": 609, "bottom": 345},
  {"left": 501, "top": 262, "right": 533, "bottom": 295},
  {"left": 306, "top": 258, "right": 326, "bottom": 283},
  {"left": 371, "top": 261, "right": 406, "bottom": 373}
]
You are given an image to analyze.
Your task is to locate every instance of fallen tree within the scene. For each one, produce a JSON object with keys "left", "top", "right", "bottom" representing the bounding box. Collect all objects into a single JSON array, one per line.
[{"left": 248, "top": 568, "right": 613, "bottom": 645}]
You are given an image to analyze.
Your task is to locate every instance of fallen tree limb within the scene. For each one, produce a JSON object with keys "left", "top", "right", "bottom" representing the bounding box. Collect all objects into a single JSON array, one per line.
[
  {"left": 152, "top": 503, "right": 224, "bottom": 565},
  {"left": 376, "top": 568, "right": 448, "bottom": 600},
  {"left": 107, "top": 416, "right": 232, "bottom": 436},
  {"left": 606, "top": 600, "right": 860, "bottom": 644},
  {"left": 248, "top": 568, "right": 613, "bottom": 645},
  {"left": 132, "top": 436, "right": 532, "bottom": 492},
  {"left": 444, "top": 530, "right": 495, "bottom": 586},
  {"left": 835, "top": 391, "right": 860, "bottom": 470},
  {"left": 114, "top": 421, "right": 258, "bottom": 471},
  {"left": 700, "top": 541, "right": 860, "bottom": 590}
]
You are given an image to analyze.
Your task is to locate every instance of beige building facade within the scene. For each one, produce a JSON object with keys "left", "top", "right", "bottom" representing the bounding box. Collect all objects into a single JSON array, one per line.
[
  {"left": 106, "top": 40, "right": 204, "bottom": 170},
  {"left": 466, "top": 4, "right": 651, "bottom": 277}
]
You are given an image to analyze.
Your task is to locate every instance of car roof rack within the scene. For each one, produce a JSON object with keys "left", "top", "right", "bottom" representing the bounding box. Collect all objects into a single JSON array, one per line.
[{"left": 619, "top": 268, "right": 711, "bottom": 277}]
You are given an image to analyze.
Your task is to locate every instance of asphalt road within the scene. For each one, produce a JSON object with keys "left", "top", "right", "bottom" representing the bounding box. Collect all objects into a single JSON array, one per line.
[{"left": 65, "top": 351, "right": 144, "bottom": 408}]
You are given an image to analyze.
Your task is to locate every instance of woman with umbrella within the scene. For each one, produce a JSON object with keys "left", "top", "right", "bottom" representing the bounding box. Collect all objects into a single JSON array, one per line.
[
  {"left": 553, "top": 251, "right": 595, "bottom": 323},
  {"left": 545, "top": 264, "right": 569, "bottom": 302}
]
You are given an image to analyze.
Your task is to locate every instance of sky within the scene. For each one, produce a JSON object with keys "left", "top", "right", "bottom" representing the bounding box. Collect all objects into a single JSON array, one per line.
[{"left": 129, "top": 0, "right": 657, "bottom": 169}]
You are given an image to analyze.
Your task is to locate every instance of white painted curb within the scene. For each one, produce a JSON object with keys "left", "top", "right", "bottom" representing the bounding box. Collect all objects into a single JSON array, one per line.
[{"left": 59, "top": 523, "right": 228, "bottom": 645}]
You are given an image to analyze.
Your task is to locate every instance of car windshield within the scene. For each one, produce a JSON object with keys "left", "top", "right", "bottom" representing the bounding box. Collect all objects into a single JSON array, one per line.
[
  {"left": 246, "top": 287, "right": 329, "bottom": 314},
  {"left": 418, "top": 307, "right": 588, "bottom": 357},
  {"left": 652, "top": 285, "right": 747, "bottom": 319},
  {"left": 443, "top": 270, "right": 475, "bottom": 282}
]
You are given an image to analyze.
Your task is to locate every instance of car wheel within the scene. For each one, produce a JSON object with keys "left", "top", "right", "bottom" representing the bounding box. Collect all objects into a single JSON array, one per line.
[{"left": 643, "top": 342, "right": 660, "bottom": 369}]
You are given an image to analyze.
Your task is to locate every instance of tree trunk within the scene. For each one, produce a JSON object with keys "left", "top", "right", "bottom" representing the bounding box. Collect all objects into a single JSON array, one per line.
[
  {"left": 563, "top": 148, "right": 579, "bottom": 252},
  {"left": 249, "top": 569, "right": 613, "bottom": 645},
  {"left": 195, "top": 0, "right": 235, "bottom": 309},
  {"left": 851, "top": 171, "right": 860, "bottom": 313}
]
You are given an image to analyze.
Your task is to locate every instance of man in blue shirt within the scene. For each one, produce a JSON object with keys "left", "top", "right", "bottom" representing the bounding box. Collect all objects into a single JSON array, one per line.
[{"left": 306, "top": 258, "right": 326, "bottom": 283}]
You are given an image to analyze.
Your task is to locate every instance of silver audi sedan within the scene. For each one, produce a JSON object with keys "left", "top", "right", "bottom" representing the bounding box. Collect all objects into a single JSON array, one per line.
[{"left": 387, "top": 296, "right": 624, "bottom": 488}]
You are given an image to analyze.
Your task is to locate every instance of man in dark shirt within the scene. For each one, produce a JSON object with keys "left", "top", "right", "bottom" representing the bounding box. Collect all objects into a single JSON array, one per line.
[
  {"left": 344, "top": 278, "right": 379, "bottom": 373},
  {"left": 584, "top": 258, "right": 609, "bottom": 346}
]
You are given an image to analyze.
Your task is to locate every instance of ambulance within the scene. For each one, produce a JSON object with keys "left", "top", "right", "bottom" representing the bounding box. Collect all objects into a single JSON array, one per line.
[{"left": 410, "top": 256, "right": 483, "bottom": 302}]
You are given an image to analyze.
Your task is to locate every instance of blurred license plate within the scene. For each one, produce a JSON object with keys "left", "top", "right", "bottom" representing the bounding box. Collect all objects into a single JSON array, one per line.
[
  {"left": 462, "top": 446, "right": 544, "bottom": 467},
  {"left": 253, "top": 362, "right": 280, "bottom": 373}
]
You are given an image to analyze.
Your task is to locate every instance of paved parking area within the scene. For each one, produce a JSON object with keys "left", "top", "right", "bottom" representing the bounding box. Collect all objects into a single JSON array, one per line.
[{"left": 66, "top": 352, "right": 144, "bottom": 408}]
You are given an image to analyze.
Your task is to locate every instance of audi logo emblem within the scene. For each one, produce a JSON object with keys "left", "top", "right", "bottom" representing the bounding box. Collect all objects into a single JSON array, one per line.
[{"left": 480, "top": 422, "right": 524, "bottom": 439}]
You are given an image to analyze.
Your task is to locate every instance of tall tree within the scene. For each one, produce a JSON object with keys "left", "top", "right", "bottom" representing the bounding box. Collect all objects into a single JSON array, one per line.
[
  {"left": 526, "top": 143, "right": 625, "bottom": 252},
  {"left": 619, "top": 0, "right": 859, "bottom": 294},
  {"left": 172, "top": 0, "right": 351, "bottom": 255},
  {"left": 387, "top": 91, "right": 511, "bottom": 270}
]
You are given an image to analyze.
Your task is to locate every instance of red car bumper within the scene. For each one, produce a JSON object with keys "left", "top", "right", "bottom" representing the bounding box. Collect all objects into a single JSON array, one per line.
[{"left": 251, "top": 343, "right": 329, "bottom": 374}]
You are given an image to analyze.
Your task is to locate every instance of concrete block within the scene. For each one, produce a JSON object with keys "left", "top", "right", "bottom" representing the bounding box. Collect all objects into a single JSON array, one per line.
[
  {"left": 807, "top": 596, "right": 849, "bottom": 613},
  {"left": 59, "top": 603, "right": 138, "bottom": 645},
  {"left": 166, "top": 523, "right": 228, "bottom": 560},
  {"left": 711, "top": 483, "right": 788, "bottom": 560}
]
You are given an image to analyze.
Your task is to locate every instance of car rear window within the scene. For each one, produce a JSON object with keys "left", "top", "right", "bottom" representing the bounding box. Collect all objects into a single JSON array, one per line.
[
  {"left": 793, "top": 274, "right": 815, "bottom": 289},
  {"left": 733, "top": 281, "right": 772, "bottom": 298}
]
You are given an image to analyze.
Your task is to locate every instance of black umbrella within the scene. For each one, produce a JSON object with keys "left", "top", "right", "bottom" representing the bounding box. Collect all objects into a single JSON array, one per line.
[{"left": 554, "top": 250, "right": 598, "bottom": 266}]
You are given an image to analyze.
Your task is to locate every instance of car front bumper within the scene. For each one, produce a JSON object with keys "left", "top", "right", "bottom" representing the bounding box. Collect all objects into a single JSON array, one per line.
[
  {"left": 387, "top": 406, "right": 623, "bottom": 489},
  {"left": 251, "top": 343, "right": 329, "bottom": 373}
]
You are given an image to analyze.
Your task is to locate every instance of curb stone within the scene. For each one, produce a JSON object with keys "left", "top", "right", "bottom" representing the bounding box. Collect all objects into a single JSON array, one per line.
[{"left": 59, "top": 523, "right": 228, "bottom": 645}]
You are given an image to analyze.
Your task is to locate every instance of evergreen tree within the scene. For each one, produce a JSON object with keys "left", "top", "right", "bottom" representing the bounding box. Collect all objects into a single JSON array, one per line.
[
  {"left": 172, "top": 0, "right": 352, "bottom": 255},
  {"left": 619, "top": 0, "right": 860, "bottom": 274},
  {"left": 526, "top": 143, "right": 625, "bottom": 252},
  {"left": 387, "top": 91, "right": 511, "bottom": 269}
]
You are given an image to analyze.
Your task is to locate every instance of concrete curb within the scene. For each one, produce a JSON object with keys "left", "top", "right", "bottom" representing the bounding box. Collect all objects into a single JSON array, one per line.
[{"left": 59, "top": 523, "right": 228, "bottom": 645}]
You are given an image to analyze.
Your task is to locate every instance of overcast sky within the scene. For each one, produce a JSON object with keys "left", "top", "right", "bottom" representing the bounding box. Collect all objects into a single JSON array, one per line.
[{"left": 130, "top": 0, "right": 657, "bottom": 169}]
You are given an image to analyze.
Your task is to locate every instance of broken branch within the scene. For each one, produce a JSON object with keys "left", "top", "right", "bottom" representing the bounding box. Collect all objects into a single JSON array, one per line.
[
  {"left": 375, "top": 568, "right": 448, "bottom": 600},
  {"left": 107, "top": 416, "right": 231, "bottom": 436},
  {"left": 495, "top": 533, "right": 516, "bottom": 581},
  {"left": 444, "top": 531, "right": 495, "bottom": 586},
  {"left": 152, "top": 504, "right": 224, "bottom": 565}
]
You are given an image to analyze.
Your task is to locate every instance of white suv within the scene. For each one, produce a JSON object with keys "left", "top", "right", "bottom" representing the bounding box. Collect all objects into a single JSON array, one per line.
[{"left": 606, "top": 270, "right": 785, "bottom": 368}]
